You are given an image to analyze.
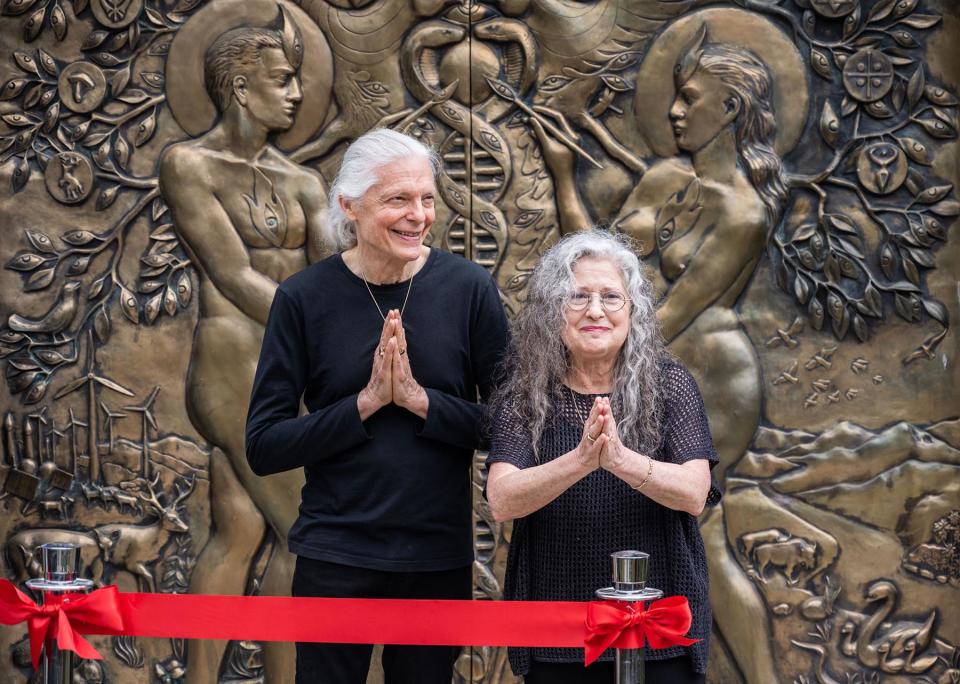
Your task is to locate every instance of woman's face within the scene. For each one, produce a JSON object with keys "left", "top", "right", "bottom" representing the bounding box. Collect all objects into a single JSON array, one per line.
[
  {"left": 669, "top": 67, "right": 739, "bottom": 153},
  {"left": 341, "top": 157, "right": 436, "bottom": 265},
  {"left": 561, "top": 257, "right": 631, "bottom": 366}
]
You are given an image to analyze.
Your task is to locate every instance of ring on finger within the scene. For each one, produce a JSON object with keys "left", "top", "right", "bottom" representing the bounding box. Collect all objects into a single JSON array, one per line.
[
  {"left": 586, "top": 433, "right": 598, "bottom": 444},
  {"left": 378, "top": 347, "right": 385, "bottom": 357}
]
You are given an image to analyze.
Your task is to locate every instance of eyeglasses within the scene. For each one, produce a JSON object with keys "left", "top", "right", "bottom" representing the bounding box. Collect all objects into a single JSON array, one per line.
[{"left": 564, "top": 291, "right": 628, "bottom": 312}]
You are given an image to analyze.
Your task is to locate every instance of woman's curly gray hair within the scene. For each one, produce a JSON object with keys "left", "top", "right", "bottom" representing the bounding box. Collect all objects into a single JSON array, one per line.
[
  {"left": 325, "top": 128, "right": 440, "bottom": 251},
  {"left": 494, "top": 230, "right": 666, "bottom": 460}
]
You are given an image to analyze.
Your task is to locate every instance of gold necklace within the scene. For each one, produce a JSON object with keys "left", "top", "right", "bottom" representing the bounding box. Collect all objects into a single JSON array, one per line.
[{"left": 359, "top": 265, "right": 414, "bottom": 321}]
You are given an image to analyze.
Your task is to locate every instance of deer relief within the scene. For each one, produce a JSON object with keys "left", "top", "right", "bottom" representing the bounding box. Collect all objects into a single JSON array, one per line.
[
  {"left": 38, "top": 494, "right": 75, "bottom": 520},
  {"left": 93, "top": 475, "right": 195, "bottom": 593},
  {"left": 58, "top": 152, "right": 85, "bottom": 201},
  {"left": 98, "top": 485, "right": 141, "bottom": 515}
]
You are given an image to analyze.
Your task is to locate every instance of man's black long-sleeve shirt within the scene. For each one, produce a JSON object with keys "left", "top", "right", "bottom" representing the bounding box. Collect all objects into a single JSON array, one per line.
[{"left": 246, "top": 249, "right": 509, "bottom": 571}]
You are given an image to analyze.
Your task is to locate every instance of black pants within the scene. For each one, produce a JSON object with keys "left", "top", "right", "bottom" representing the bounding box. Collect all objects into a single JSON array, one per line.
[
  {"left": 525, "top": 657, "right": 705, "bottom": 684},
  {"left": 292, "top": 556, "right": 471, "bottom": 684}
]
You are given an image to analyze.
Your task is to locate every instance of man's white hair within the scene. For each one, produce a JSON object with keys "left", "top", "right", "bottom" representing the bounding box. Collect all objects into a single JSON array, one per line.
[{"left": 325, "top": 129, "right": 440, "bottom": 251}]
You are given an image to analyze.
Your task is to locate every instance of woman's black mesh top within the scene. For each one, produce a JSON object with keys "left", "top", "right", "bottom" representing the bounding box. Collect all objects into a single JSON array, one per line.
[{"left": 486, "top": 360, "right": 721, "bottom": 675}]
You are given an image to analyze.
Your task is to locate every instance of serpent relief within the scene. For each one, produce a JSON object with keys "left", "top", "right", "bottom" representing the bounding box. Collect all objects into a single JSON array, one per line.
[{"left": 1, "top": 0, "right": 958, "bottom": 683}]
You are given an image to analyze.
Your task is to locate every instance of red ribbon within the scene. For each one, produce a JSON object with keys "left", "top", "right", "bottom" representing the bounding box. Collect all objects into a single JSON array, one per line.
[
  {"left": 583, "top": 596, "right": 698, "bottom": 665},
  {"left": 0, "top": 580, "right": 124, "bottom": 669},
  {"left": 0, "top": 579, "right": 695, "bottom": 669}
]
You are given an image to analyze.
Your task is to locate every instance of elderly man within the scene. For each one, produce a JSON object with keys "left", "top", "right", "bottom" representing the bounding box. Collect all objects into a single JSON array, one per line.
[{"left": 245, "top": 127, "right": 509, "bottom": 683}]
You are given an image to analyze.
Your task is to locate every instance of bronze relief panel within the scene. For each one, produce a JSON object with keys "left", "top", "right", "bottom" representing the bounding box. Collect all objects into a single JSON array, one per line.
[{"left": 1, "top": 0, "right": 958, "bottom": 682}]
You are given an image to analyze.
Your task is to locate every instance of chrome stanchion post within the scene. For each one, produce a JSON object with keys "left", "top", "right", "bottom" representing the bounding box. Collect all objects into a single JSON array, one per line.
[
  {"left": 25, "top": 543, "right": 94, "bottom": 684},
  {"left": 596, "top": 550, "right": 663, "bottom": 684}
]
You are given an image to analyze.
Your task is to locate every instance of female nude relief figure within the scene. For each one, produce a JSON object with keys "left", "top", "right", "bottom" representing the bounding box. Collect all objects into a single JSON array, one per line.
[{"left": 535, "top": 23, "right": 793, "bottom": 683}]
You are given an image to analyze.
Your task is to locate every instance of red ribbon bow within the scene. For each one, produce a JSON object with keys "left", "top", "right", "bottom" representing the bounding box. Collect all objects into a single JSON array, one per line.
[
  {"left": 0, "top": 579, "right": 124, "bottom": 669},
  {"left": 583, "top": 596, "right": 698, "bottom": 665}
]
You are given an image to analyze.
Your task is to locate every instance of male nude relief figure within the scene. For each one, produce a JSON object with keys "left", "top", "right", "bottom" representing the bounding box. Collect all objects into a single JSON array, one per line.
[{"left": 159, "top": 13, "right": 328, "bottom": 683}]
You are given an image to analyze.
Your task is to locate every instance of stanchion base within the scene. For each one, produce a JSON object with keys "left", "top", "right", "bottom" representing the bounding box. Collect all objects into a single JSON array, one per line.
[
  {"left": 595, "top": 587, "right": 662, "bottom": 603},
  {"left": 26, "top": 578, "right": 94, "bottom": 593}
]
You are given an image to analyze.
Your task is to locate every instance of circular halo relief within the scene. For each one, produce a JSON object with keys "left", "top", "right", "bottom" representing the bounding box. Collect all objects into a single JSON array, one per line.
[
  {"left": 165, "top": 0, "right": 333, "bottom": 151},
  {"left": 634, "top": 7, "right": 809, "bottom": 158},
  {"left": 857, "top": 142, "right": 907, "bottom": 195}
]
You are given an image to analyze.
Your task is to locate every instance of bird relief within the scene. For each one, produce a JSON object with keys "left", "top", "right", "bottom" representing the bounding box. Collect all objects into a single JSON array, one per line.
[
  {"left": 6, "top": 281, "right": 81, "bottom": 342},
  {"left": 843, "top": 581, "right": 939, "bottom": 675},
  {"left": 242, "top": 166, "right": 288, "bottom": 248}
]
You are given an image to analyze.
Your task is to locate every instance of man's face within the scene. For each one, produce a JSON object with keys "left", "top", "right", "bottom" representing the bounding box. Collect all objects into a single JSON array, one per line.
[
  {"left": 242, "top": 47, "right": 302, "bottom": 131},
  {"left": 341, "top": 157, "right": 437, "bottom": 267}
]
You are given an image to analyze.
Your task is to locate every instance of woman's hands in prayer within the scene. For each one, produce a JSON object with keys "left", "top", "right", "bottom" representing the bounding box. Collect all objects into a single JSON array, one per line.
[
  {"left": 575, "top": 397, "right": 636, "bottom": 473},
  {"left": 592, "top": 399, "right": 709, "bottom": 514},
  {"left": 595, "top": 397, "right": 628, "bottom": 472},
  {"left": 577, "top": 398, "right": 607, "bottom": 471},
  {"left": 593, "top": 398, "right": 654, "bottom": 481},
  {"left": 357, "top": 310, "right": 429, "bottom": 421}
]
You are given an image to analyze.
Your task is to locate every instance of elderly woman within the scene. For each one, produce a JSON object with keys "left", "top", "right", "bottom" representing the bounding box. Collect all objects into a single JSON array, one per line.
[
  {"left": 245, "top": 128, "right": 510, "bottom": 683},
  {"left": 534, "top": 30, "right": 791, "bottom": 681},
  {"left": 486, "top": 230, "right": 719, "bottom": 684}
]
